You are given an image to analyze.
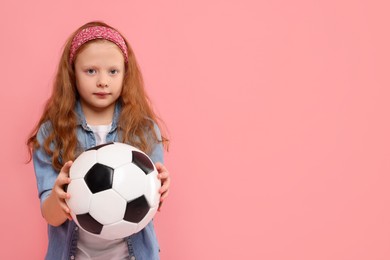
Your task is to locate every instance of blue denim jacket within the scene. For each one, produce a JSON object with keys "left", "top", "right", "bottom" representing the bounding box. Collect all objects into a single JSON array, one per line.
[{"left": 33, "top": 101, "right": 162, "bottom": 260}]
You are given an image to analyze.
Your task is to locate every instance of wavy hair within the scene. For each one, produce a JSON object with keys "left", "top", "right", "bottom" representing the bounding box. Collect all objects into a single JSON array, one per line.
[{"left": 27, "top": 21, "right": 168, "bottom": 171}]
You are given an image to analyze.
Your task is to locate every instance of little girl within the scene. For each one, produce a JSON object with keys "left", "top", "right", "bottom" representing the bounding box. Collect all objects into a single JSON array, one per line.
[{"left": 27, "top": 21, "right": 170, "bottom": 260}]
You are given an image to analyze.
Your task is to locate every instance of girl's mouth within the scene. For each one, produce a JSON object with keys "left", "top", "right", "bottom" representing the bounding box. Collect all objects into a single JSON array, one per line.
[{"left": 94, "top": 92, "right": 110, "bottom": 97}]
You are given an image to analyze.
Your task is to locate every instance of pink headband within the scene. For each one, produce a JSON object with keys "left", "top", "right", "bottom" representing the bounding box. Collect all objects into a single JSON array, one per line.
[{"left": 69, "top": 26, "right": 128, "bottom": 64}]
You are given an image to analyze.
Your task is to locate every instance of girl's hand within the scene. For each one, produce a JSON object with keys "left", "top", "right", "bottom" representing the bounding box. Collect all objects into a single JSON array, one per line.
[
  {"left": 42, "top": 161, "right": 73, "bottom": 225},
  {"left": 155, "top": 162, "right": 170, "bottom": 211},
  {"left": 54, "top": 161, "right": 73, "bottom": 220}
]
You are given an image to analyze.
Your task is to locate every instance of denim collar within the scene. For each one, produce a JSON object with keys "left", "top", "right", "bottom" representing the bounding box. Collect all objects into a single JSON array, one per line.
[{"left": 75, "top": 100, "right": 121, "bottom": 132}]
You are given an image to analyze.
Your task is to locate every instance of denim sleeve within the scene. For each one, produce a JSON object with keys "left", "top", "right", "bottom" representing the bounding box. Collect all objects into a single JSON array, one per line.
[
  {"left": 32, "top": 122, "right": 58, "bottom": 207},
  {"left": 148, "top": 122, "right": 164, "bottom": 165}
]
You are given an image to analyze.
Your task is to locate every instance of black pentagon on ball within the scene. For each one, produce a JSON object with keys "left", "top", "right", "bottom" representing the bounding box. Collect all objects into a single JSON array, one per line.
[
  {"left": 77, "top": 213, "right": 103, "bottom": 235},
  {"left": 132, "top": 151, "right": 154, "bottom": 175},
  {"left": 86, "top": 142, "right": 115, "bottom": 151},
  {"left": 84, "top": 163, "right": 114, "bottom": 193},
  {"left": 124, "top": 195, "right": 150, "bottom": 223}
]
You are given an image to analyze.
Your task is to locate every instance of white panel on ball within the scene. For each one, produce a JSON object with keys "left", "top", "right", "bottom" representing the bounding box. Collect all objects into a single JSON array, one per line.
[
  {"left": 144, "top": 173, "right": 161, "bottom": 208},
  {"left": 66, "top": 178, "right": 92, "bottom": 215},
  {"left": 89, "top": 190, "right": 126, "bottom": 225},
  {"left": 70, "top": 150, "right": 97, "bottom": 179},
  {"left": 96, "top": 142, "right": 133, "bottom": 168},
  {"left": 113, "top": 163, "right": 147, "bottom": 202},
  {"left": 100, "top": 220, "right": 138, "bottom": 240}
]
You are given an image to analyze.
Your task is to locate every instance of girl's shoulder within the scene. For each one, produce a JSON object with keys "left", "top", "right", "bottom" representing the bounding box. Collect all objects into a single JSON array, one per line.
[
  {"left": 143, "top": 117, "right": 163, "bottom": 139},
  {"left": 34, "top": 120, "right": 54, "bottom": 144},
  {"left": 37, "top": 120, "right": 53, "bottom": 135}
]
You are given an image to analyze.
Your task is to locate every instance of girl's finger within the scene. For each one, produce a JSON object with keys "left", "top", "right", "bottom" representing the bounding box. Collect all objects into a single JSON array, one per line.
[
  {"left": 54, "top": 185, "right": 70, "bottom": 200},
  {"left": 159, "top": 176, "right": 170, "bottom": 193},
  {"left": 158, "top": 201, "right": 164, "bottom": 212},
  {"left": 60, "top": 191, "right": 70, "bottom": 200},
  {"left": 57, "top": 176, "right": 71, "bottom": 187},
  {"left": 158, "top": 171, "right": 169, "bottom": 180},
  {"left": 61, "top": 202, "right": 70, "bottom": 214},
  {"left": 61, "top": 203, "right": 73, "bottom": 220},
  {"left": 155, "top": 162, "right": 167, "bottom": 174},
  {"left": 159, "top": 184, "right": 169, "bottom": 194},
  {"left": 60, "top": 161, "right": 73, "bottom": 176},
  {"left": 160, "top": 190, "right": 169, "bottom": 201}
]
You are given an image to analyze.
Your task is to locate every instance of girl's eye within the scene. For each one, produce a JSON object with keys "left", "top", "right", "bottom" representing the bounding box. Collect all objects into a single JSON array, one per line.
[
  {"left": 110, "top": 69, "right": 119, "bottom": 75},
  {"left": 86, "top": 69, "right": 96, "bottom": 75}
]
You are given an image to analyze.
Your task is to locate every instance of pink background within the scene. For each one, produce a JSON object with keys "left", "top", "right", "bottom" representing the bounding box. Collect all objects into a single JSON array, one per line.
[{"left": 1, "top": 0, "right": 389, "bottom": 259}]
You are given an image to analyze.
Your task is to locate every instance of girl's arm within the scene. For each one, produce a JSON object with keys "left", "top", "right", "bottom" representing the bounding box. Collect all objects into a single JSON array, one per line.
[
  {"left": 41, "top": 161, "right": 73, "bottom": 226},
  {"left": 156, "top": 162, "right": 170, "bottom": 211},
  {"left": 33, "top": 123, "right": 72, "bottom": 226},
  {"left": 148, "top": 122, "right": 170, "bottom": 211}
]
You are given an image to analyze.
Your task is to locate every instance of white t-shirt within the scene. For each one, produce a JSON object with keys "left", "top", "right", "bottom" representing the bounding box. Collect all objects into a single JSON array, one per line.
[{"left": 76, "top": 123, "right": 130, "bottom": 260}]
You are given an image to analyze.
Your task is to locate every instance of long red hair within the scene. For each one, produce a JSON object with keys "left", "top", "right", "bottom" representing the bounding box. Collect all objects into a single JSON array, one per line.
[{"left": 27, "top": 21, "right": 168, "bottom": 171}]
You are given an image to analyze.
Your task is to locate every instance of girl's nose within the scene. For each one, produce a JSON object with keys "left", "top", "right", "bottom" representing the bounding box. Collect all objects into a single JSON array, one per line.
[
  {"left": 97, "top": 82, "right": 108, "bottom": 87},
  {"left": 97, "top": 78, "right": 108, "bottom": 87}
]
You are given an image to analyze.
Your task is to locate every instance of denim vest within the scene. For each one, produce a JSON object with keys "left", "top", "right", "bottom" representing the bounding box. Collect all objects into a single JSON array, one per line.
[{"left": 33, "top": 102, "right": 162, "bottom": 260}]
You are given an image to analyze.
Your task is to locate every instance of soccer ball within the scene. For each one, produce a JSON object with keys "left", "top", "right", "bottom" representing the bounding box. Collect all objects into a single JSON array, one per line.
[{"left": 65, "top": 142, "right": 161, "bottom": 240}]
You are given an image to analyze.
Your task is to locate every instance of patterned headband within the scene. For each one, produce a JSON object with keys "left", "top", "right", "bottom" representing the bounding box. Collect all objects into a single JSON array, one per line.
[{"left": 69, "top": 26, "right": 128, "bottom": 64}]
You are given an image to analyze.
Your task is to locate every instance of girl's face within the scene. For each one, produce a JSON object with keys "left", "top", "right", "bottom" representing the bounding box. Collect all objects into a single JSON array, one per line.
[{"left": 74, "top": 40, "right": 125, "bottom": 121}]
